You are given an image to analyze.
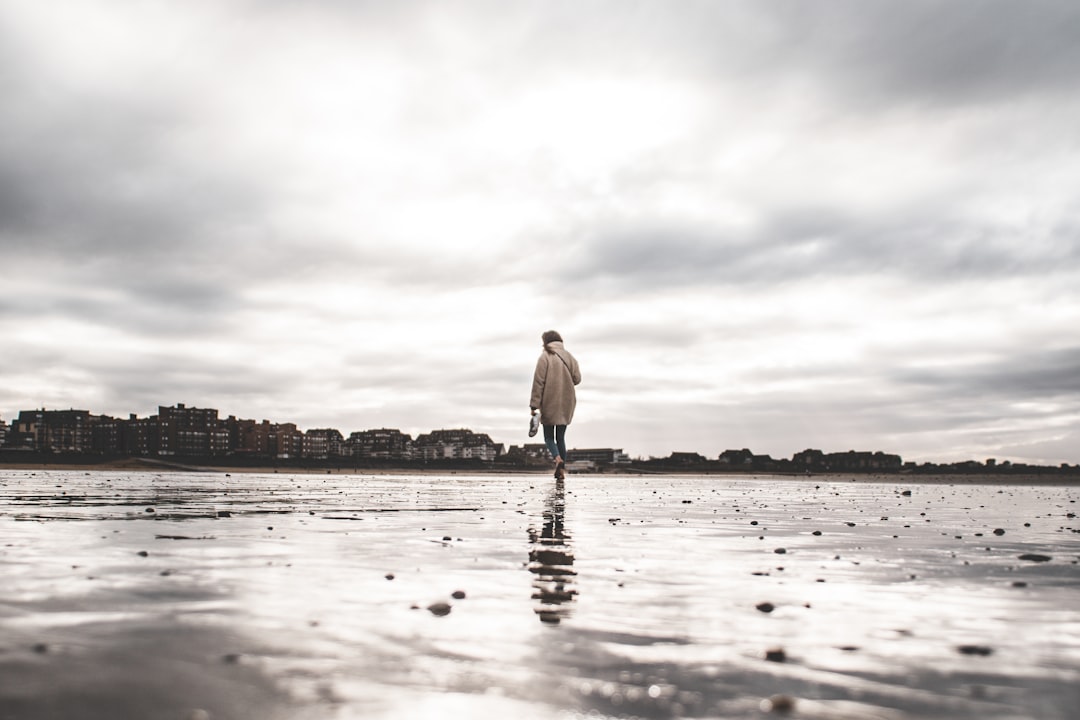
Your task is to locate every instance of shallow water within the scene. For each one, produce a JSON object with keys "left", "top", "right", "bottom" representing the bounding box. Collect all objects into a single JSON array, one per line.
[{"left": 1, "top": 470, "right": 1078, "bottom": 719}]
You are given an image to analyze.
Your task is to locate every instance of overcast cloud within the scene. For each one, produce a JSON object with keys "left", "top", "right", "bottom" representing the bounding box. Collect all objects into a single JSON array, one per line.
[{"left": 2, "top": 0, "right": 1079, "bottom": 464}]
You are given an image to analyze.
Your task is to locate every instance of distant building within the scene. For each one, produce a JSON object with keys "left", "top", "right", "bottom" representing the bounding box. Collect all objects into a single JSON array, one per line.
[
  {"left": 718, "top": 448, "right": 755, "bottom": 466},
  {"left": 306, "top": 429, "right": 347, "bottom": 458},
  {"left": 158, "top": 404, "right": 228, "bottom": 457},
  {"left": 348, "top": 428, "right": 413, "bottom": 460},
  {"left": 0, "top": 416, "right": 8, "bottom": 448},
  {"left": 666, "top": 451, "right": 709, "bottom": 465},
  {"left": 269, "top": 423, "right": 304, "bottom": 459},
  {"left": 414, "top": 429, "right": 499, "bottom": 462},
  {"left": 231, "top": 419, "right": 302, "bottom": 458},
  {"left": 794, "top": 449, "right": 902, "bottom": 472},
  {"left": 302, "top": 431, "right": 329, "bottom": 460},
  {"left": 825, "top": 450, "right": 902, "bottom": 471},
  {"left": 11, "top": 409, "right": 93, "bottom": 453},
  {"left": 90, "top": 415, "right": 125, "bottom": 455},
  {"left": 232, "top": 418, "right": 266, "bottom": 456},
  {"left": 792, "top": 449, "right": 826, "bottom": 470},
  {"left": 124, "top": 414, "right": 159, "bottom": 456},
  {"left": 568, "top": 448, "right": 631, "bottom": 465}
]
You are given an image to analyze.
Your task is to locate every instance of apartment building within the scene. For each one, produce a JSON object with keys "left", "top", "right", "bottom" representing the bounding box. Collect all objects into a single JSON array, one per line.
[
  {"left": 792, "top": 448, "right": 902, "bottom": 471},
  {"left": 414, "top": 429, "right": 500, "bottom": 462},
  {"left": 348, "top": 428, "right": 413, "bottom": 460},
  {"left": 302, "top": 431, "right": 329, "bottom": 460},
  {"left": 10, "top": 409, "right": 93, "bottom": 453},
  {"left": 158, "top": 403, "right": 228, "bottom": 457},
  {"left": 306, "top": 431, "right": 347, "bottom": 459},
  {"left": 569, "top": 448, "right": 632, "bottom": 465}
]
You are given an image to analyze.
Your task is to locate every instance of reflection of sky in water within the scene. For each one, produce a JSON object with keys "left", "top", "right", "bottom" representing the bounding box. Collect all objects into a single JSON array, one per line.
[{"left": 1, "top": 470, "right": 1078, "bottom": 719}]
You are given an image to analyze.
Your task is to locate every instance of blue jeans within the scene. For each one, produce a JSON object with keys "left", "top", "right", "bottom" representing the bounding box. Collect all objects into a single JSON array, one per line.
[{"left": 543, "top": 424, "right": 567, "bottom": 462}]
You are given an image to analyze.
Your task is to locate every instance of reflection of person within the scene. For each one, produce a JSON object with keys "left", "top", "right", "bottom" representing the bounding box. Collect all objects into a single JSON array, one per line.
[
  {"left": 527, "top": 478, "right": 576, "bottom": 624},
  {"left": 529, "top": 330, "right": 581, "bottom": 480}
]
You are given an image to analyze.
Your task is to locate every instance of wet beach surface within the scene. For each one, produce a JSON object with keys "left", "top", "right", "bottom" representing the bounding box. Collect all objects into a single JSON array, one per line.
[{"left": 1, "top": 470, "right": 1078, "bottom": 719}]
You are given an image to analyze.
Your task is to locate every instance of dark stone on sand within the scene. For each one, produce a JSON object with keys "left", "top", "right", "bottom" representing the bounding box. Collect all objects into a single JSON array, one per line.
[
  {"left": 451, "top": 590, "right": 466, "bottom": 600},
  {"left": 750, "top": 520, "right": 758, "bottom": 525},
  {"left": 1012, "top": 581, "right": 1028, "bottom": 588},
  {"left": 1018, "top": 553, "right": 1052, "bottom": 562},
  {"left": 756, "top": 602, "right": 775, "bottom": 613},
  {"left": 385, "top": 573, "right": 395, "bottom": 580},
  {"left": 901, "top": 490, "right": 912, "bottom": 496},
  {"left": 764, "top": 647, "right": 786, "bottom": 662},
  {"left": 137, "top": 550, "right": 149, "bottom": 557},
  {"left": 442, "top": 536, "right": 452, "bottom": 541},
  {"left": 957, "top": 645, "right": 994, "bottom": 656},
  {"left": 217, "top": 511, "right": 232, "bottom": 517},
  {"left": 846, "top": 522, "right": 856, "bottom": 527},
  {"left": 762, "top": 693, "right": 795, "bottom": 713},
  {"left": 32, "top": 643, "right": 48, "bottom": 654},
  {"left": 812, "top": 530, "right": 822, "bottom": 536},
  {"left": 145, "top": 507, "right": 155, "bottom": 513},
  {"left": 773, "top": 548, "right": 787, "bottom": 554},
  {"left": 428, "top": 602, "right": 452, "bottom": 616}
]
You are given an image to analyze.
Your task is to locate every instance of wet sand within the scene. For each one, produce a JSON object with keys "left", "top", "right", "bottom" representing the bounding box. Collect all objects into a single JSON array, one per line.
[{"left": 1, "top": 470, "right": 1077, "bottom": 719}]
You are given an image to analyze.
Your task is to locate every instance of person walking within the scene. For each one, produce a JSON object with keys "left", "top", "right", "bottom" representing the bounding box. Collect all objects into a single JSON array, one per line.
[{"left": 530, "top": 330, "right": 581, "bottom": 479}]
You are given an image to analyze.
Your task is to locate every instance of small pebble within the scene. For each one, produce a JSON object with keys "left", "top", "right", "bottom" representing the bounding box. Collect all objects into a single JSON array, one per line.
[
  {"left": 764, "top": 648, "right": 787, "bottom": 663},
  {"left": 756, "top": 602, "right": 775, "bottom": 613},
  {"left": 957, "top": 645, "right": 993, "bottom": 656},
  {"left": 761, "top": 693, "right": 795, "bottom": 712},
  {"left": 428, "top": 602, "right": 452, "bottom": 616},
  {"left": 1018, "top": 554, "right": 1052, "bottom": 562},
  {"left": 451, "top": 590, "right": 466, "bottom": 600}
]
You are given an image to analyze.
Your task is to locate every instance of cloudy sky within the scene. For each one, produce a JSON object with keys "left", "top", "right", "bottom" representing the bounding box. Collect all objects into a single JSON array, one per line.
[{"left": 2, "top": 1, "right": 1079, "bottom": 465}]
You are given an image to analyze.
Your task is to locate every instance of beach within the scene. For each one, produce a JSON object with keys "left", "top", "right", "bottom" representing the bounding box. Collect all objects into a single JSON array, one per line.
[{"left": 1, "top": 469, "right": 1077, "bottom": 719}]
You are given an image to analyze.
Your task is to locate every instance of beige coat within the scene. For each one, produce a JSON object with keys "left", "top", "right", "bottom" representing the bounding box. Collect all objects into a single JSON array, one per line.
[{"left": 530, "top": 341, "right": 582, "bottom": 425}]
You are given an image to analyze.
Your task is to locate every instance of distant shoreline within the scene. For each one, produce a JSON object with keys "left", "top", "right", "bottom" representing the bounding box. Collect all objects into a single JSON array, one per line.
[{"left": 0, "top": 459, "right": 1076, "bottom": 486}]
